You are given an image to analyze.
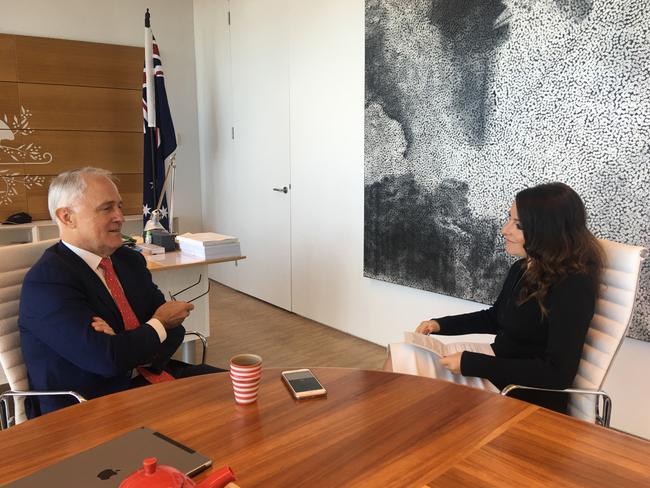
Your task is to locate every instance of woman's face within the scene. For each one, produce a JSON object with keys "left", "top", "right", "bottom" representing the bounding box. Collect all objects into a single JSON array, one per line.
[{"left": 502, "top": 203, "right": 527, "bottom": 257}]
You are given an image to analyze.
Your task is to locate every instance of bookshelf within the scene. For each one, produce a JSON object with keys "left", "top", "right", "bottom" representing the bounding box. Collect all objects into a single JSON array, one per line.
[{"left": 0, "top": 215, "right": 143, "bottom": 246}]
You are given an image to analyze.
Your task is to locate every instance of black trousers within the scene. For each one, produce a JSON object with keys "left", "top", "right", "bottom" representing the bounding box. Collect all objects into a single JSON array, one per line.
[{"left": 130, "top": 360, "right": 226, "bottom": 388}]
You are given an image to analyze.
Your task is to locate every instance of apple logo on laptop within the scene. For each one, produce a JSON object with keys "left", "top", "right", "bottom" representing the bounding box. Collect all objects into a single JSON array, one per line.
[{"left": 97, "top": 468, "right": 120, "bottom": 480}]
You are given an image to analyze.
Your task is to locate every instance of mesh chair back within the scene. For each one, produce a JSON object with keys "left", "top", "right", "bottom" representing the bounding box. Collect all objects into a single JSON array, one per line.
[
  {"left": 0, "top": 239, "right": 58, "bottom": 424},
  {"left": 569, "top": 239, "right": 646, "bottom": 422}
]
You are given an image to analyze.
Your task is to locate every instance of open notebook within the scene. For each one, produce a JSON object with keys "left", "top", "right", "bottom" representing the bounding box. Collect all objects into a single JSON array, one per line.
[{"left": 7, "top": 427, "right": 212, "bottom": 487}]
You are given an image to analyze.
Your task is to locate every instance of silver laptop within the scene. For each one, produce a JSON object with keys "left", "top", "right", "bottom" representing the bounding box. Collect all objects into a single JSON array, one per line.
[{"left": 7, "top": 427, "right": 212, "bottom": 487}]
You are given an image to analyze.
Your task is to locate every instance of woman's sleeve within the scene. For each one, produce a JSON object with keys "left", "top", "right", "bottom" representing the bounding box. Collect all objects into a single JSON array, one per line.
[
  {"left": 460, "top": 273, "right": 596, "bottom": 390},
  {"left": 435, "top": 309, "right": 500, "bottom": 335},
  {"left": 434, "top": 261, "right": 521, "bottom": 336}
]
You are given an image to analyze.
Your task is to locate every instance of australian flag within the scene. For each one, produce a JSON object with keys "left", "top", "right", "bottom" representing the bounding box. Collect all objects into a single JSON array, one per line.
[{"left": 142, "top": 9, "right": 176, "bottom": 231}]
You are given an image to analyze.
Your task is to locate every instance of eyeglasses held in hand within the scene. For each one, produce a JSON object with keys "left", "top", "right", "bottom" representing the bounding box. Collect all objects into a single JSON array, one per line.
[{"left": 168, "top": 274, "right": 211, "bottom": 303}]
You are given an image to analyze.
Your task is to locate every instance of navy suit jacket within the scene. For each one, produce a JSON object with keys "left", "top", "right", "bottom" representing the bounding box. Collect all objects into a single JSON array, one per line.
[{"left": 19, "top": 242, "right": 184, "bottom": 415}]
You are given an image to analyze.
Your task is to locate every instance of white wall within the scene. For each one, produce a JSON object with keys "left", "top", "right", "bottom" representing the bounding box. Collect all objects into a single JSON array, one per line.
[
  {"left": 193, "top": 0, "right": 240, "bottom": 291},
  {"left": 194, "top": 0, "right": 650, "bottom": 439},
  {"left": 0, "top": 0, "right": 203, "bottom": 233}
]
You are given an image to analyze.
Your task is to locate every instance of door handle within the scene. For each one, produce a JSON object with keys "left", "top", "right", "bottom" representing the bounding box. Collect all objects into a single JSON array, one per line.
[{"left": 273, "top": 186, "right": 289, "bottom": 194}]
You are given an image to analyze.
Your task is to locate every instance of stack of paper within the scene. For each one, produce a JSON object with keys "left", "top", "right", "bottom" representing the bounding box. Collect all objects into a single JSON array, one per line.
[{"left": 177, "top": 232, "right": 241, "bottom": 259}]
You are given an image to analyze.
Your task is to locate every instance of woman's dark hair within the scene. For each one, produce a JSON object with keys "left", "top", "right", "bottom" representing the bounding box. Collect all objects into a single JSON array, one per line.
[{"left": 515, "top": 182, "right": 604, "bottom": 313}]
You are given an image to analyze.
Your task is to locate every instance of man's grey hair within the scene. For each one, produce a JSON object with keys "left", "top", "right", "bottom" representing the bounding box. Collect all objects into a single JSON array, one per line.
[{"left": 48, "top": 167, "right": 114, "bottom": 221}]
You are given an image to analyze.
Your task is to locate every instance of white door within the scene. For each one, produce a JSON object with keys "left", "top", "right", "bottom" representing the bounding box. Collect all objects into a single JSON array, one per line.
[{"left": 208, "top": 0, "right": 292, "bottom": 310}]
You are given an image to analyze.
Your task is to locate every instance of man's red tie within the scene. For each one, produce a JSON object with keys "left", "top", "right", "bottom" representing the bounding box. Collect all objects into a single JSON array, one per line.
[{"left": 99, "top": 258, "right": 174, "bottom": 383}]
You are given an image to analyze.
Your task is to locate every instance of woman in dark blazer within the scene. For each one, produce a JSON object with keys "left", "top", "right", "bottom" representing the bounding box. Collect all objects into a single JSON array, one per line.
[{"left": 387, "top": 182, "right": 604, "bottom": 413}]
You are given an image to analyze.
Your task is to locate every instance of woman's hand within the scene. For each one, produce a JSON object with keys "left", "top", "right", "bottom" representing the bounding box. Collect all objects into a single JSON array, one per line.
[
  {"left": 439, "top": 352, "right": 463, "bottom": 375},
  {"left": 91, "top": 316, "right": 116, "bottom": 336},
  {"left": 415, "top": 320, "right": 440, "bottom": 335}
]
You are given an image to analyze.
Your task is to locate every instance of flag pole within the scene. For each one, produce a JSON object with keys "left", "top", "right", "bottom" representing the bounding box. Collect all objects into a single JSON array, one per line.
[
  {"left": 143, "top": 8, "right": 177, "bottom": 234},
  {"left": 144, "top": 9, "right": 158, "bottom": 205}
]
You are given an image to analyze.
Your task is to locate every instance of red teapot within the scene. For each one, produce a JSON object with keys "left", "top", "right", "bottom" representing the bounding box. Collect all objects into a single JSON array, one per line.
[{"left": 119, "top": 458, "right": 239, "bottom": 488}]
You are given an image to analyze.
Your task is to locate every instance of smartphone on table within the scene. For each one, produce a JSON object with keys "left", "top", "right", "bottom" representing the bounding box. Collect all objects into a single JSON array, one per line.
[{"left": 281, "top": 369, "right": 327, "bottom": 399}]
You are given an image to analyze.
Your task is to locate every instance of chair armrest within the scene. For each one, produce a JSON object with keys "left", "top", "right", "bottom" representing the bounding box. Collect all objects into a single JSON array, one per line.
[
  {"left": 501, "top": 384, "right": 608, "bottom": 397},
  {"left": 0, "top": 390, "right": 87, "bottom": 429},
  {"left": 500, "top": 384, "right": 612, "bottom": 427},
  {"left": 184, "top": 331, "right": 208, "bottom": 365}
]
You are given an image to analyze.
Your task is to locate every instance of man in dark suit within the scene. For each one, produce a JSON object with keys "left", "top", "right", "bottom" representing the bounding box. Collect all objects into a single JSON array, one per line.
[{"left": 19, "top": 167, "right": 220, "bottom": 416}]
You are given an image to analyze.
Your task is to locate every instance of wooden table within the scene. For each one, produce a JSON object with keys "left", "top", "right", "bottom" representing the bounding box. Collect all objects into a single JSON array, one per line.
[{"left": 1, "top": 369, "right": 649, "bottom": 487}]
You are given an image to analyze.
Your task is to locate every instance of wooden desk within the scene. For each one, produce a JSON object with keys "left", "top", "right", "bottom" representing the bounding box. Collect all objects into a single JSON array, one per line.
[
  {"left": 145, "top": 251, "right": 246, "bottom": 271},
  {"left": 144, "top": 251, "right": 245, "bottom": 362},
  {"left": 1, "top": 369, "right": 649, "bottom": 487}
]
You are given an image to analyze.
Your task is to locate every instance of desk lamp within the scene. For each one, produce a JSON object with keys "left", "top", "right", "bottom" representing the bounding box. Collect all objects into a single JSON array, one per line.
[
  {"left": 144, "top": 209, "right": 165, "bottom": 236},
  {"left": 143, "top": 156, "right": 176, "bottom": 243}
]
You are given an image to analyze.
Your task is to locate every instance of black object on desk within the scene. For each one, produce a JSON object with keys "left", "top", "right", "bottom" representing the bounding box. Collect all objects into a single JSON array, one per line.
[
  {"left": 2, "top": 212, "right": 32, "bottom": 225},
  {"left": 151, "top": 229, "right": 177, "bottom": 252}
]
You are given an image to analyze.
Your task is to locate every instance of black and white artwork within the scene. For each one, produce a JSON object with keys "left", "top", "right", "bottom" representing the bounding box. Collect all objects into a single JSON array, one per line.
[{"left": 364, "top": 0, "right": 650, "bottom": 341}]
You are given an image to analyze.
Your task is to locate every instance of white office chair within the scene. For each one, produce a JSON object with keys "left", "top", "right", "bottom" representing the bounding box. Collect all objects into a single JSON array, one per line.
[
  {"left": 0, "top": 239, "right": 86, "bottom": 428},
  {"left": 502, "top": 239, "right": 646, "bottom": 427}
]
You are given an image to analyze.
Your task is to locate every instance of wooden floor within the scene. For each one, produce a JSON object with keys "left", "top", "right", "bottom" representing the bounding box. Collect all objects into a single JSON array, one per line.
[{"left": 202, "top": 281, "right": 387, "bottom": 370}]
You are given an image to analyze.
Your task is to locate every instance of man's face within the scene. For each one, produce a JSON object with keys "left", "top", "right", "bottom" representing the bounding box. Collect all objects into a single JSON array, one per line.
[{"left": 60, "top": 174, "right": 125, "bottom": 257}]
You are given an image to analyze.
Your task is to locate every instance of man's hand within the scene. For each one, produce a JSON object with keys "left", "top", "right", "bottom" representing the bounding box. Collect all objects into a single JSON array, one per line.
[
  {"left": 439, "top": 352, "right": 463, "bottom": 375},
  {"left": 153, "top": 301, "right": 194, "bottom": 329},
  {"left": 415, "top": 319, "right": 440, "bottom": 335},
  {"left": 91, "top": 316, "right": 116, "bottom": 336}
]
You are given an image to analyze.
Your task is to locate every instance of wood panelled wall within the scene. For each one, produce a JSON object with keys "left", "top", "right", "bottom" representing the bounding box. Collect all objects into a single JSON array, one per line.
[{"left": 0, "top": 34, "right": 143, "bottom": 221}]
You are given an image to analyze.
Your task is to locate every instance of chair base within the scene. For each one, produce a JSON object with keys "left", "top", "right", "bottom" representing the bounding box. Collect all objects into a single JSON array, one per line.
[{"left": 501, "top": 384, "right": 612, "bottom": 428}]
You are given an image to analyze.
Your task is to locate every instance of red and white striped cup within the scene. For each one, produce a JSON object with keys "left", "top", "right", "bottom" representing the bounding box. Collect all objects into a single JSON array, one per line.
[{"left": 229, "top": 354, "right": 262, "bottom": 404}]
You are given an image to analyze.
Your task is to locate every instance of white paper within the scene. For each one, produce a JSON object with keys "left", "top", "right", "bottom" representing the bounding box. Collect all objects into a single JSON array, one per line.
[{"left": 403, "top": 331, "right": 494, "bottom": 357}]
